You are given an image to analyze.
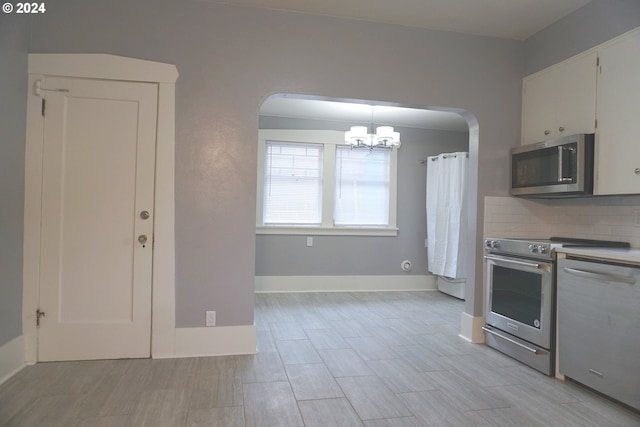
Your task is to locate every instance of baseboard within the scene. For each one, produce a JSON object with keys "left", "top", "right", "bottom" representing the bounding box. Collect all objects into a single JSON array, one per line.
[
  {"left": 459, "top": 312, "right": 485, "bottom": 344},
  {"left": 255, "top": 275, "right": 437, "bottom": 293},
  {"left": 0, "top": 335, "right": 26, "bottom": 385},
  {"left": 172, "top": 325, "right": 256, "bottom": 358}
]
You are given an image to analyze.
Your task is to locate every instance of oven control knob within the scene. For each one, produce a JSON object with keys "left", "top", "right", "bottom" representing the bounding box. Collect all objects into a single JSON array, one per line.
[
  {"left": 490, "top": 240, "right": 499, "bottom": 249},
  {"left": 537, "top": 245, "right": 547, "bottom": 254},
  {"left": 528, "top": 244, "right": 539, "bottom": 253}
]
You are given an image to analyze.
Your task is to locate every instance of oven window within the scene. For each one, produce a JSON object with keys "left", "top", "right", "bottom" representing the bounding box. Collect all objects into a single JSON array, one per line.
[{"left": 491, "top": 265, "right": 542, "bottom": 328}]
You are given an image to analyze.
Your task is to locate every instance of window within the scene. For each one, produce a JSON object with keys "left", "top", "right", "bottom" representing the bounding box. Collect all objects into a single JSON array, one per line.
[
  {"left": 257, "top": 130, "right": 398, "bottom": 236},
  {"left": 334, "top": 146, "right": 390, "bottom": 226},
  {"left": 263, "top": 142, "right": 323, "bottom": 225}
]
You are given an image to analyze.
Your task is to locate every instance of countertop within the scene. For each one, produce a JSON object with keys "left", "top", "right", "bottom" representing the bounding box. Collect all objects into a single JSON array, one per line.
[{"left": 555, "top": 247, "right": 640, "bottom": 265}]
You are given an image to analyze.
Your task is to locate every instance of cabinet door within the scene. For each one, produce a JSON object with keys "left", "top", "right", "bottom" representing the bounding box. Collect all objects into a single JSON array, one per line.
[
  {"left": 521, "top": 52, "right": 597, "bottom": 145},
  {"left": 522, "top": 70, "right": 558, "bottom": 145},
  {"left": 553, "top": 52, "right": 597, "bottom": 139},
  {"left": 595, "top": 31, "right": 640, "bottom": 195}
]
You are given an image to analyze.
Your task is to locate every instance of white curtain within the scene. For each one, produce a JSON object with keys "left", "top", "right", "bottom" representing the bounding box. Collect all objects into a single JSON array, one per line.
[{"left": 426, "top": 152, "right": 468, "bottom": 278}]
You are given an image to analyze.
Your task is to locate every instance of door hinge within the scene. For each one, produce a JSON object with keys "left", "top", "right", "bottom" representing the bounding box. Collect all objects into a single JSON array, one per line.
[
  {"left": 596, "top": 56, "right": 599, "bottom": 66},
  {"left": 35, "top": 80, "right": 70, "bottom": 98},
  {"left": 41, "top": 98, "right": 45, "bottom": 117},
  {"left": 595, "top": 119, "right": 598, "bottom": 129},
  {"left": 36, "top": 309, "right": 46, "bottom": 327}
]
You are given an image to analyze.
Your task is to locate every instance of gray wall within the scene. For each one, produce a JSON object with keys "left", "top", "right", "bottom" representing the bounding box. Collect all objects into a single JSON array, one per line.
[
  {"left": 0, "top": 14, "right": 29, "bottom": 347},
  {"left": 256, "top": 117, "right": 469, "bottom": 276},
  {"left": 28, "top": 0, "right": 524, "bottom": 326},
  {"left": 525, "top": 0, "right": 640, "bottom": 74}
]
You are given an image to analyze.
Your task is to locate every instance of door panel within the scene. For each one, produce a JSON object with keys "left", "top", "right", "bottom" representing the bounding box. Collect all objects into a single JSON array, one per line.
[
  {"left": 38, "top": 77, "right": 158, "bottom": 361},
  {"left": 595, "top": 31, "right": 640, "bottom": 195}
]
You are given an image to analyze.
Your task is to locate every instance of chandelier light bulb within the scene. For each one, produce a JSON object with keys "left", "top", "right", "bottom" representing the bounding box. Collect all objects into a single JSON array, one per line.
[{"left": 343, "top": 116, "right": 401, "bottom": 150}]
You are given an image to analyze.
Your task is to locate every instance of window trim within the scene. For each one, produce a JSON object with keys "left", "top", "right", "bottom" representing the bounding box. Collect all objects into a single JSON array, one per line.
[{"left": 257, "top": 129, "right": 398, "bottom": 236}]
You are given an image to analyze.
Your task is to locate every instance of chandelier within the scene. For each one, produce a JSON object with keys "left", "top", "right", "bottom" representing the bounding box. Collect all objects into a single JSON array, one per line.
[{"left": 344, "top": 106, "right": 401, "bottom": 150}]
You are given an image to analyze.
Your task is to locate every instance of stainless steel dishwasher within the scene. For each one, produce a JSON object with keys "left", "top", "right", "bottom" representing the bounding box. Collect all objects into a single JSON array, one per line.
[{"left": 557, "top": 257, "right": 640, "bottom": 411}]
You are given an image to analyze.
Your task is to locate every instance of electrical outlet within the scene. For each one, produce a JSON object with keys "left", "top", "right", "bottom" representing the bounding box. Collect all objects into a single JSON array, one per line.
[
  {"left": 306, "top": 236, "right": 313, "bottom": 247},
  {"left": 206, "top": 310, "right": 216, "bottom": 327}
]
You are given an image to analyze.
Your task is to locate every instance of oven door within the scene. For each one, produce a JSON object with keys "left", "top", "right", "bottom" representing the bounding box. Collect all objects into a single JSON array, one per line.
[{"left": 485, "top": 254, "right": 554, "bottom": 349}]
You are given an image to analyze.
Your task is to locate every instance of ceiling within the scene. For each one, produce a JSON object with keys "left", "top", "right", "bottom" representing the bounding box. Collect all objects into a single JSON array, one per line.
[
  {"left": 260, "top": 96, "right": 469, "bottom": 132},
  {"left": 204, "top": 0, "right": 592, "bottom": 40}
]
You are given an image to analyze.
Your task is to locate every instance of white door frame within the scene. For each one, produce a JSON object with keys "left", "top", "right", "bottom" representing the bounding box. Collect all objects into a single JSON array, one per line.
[{"left": 22, "top": 54, "right": 178, "bottom": 362}]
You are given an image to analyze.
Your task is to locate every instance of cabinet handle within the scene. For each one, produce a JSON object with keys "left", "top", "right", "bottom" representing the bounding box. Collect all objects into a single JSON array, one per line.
[
  {"left": 562, "top": 267, "right": 636, "bottom": 285},
  {"left": 544, "top": 130, "right": 550, "bottom": 136},
  {"left": 558, "top": 126, "right": 565, "bottom": 132},
  {"left": 635, "top": 168, "right": 640, "bottom": 175}
]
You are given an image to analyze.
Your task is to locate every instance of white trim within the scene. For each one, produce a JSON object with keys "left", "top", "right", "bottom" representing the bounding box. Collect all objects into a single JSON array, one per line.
[
  {"left": 23, "top": 54, "right": 178, "bottom": 362},
  {"left": 151, "top": 81, "right": 177, "bottom": 358},
  {"left": 322, "top": 143, "right": 337, "bottom": 228},
  {"left": 22, "top": 73, "right": 45, "bottom": 363},
  {"left": 260, "top": 129, "right": 345, "bottom": 145},
  {"left": 173, "top": 325, "right": 257, "bottom": 358},
  {"left": 459, "top": 312, "right": 485, "bottom": 343},
  {"left": 256, "top": 226, "right": 398, "bottom": 236},
  {"left": 256, "top": 129, "right": 399, "bottom": 235},
  {"left": 27, "top": 54, "right": 178, "bottom": 83},
  {"left": 255, "top": 275, "right": 436, "bottom": 293},
  {"left": 0, "top": 335, "right": 26, "bottom": 385}
]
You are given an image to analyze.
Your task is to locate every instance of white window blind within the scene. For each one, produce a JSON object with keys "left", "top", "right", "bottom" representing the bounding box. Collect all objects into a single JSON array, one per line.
[
  {"left": 334, "top": 146, "right": 390, "bottom": 226},
  {"left": 263, "top": 141, "right": 323, "bottom": 225}
]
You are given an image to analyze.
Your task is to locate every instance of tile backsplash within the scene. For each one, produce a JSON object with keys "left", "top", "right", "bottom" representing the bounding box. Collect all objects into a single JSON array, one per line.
[{"left": 484, "top": 196, "right": 640, "bottom": 249}]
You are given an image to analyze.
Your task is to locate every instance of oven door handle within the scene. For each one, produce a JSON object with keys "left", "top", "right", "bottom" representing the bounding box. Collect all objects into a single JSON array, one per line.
[
  {"left": 484, "top": 255, "right": 543, "bottom": 270},
  {"left": 482, "top": 327, "right": 543, "bottom": 355}
]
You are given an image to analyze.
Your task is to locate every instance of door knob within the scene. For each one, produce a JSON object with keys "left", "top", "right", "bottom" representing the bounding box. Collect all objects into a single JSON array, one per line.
[
  {"left": 635, "top": 168, "right": 640, "bottom": 175},
  {"left": 558, "top": 126, "right": 565, "bottom": 132},
  {"left": 140, "top": 210, "right": 150, "bottom": 220},
  {"left": 544, "top": 130, "right": 550, "bottom": 136},
  {"left": 138, "top": 235, "right": 148, "bottom": 245}
]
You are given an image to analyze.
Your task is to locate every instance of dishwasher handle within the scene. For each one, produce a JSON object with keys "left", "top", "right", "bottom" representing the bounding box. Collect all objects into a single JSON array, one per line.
[{"left": 562, "top": 267, "right": 636, "bottom": 285}]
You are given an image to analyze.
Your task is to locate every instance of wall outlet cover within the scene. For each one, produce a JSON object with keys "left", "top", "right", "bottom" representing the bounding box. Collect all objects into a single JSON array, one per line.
[{"left": 206, "top": 310, "right": 216, "bottom": 327}]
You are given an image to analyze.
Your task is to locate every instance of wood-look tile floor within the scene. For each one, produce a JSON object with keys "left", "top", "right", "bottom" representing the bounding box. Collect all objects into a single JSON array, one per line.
[{"left": 2, "top": 291, "right": 640, "bottom": 426}]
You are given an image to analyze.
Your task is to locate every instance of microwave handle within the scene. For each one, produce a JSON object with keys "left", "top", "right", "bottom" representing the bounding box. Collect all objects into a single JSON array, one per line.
[{"left": 557, "top": 146, "right": 573, "bottom": 183}]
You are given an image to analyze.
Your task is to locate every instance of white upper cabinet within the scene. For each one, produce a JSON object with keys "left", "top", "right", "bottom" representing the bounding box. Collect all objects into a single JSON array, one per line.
[
  {"left": 594, "top": 30, "right": 640, "bottom": 195},
  {"left": 521, "top": 52, "right": 598, "bottom": 145}
]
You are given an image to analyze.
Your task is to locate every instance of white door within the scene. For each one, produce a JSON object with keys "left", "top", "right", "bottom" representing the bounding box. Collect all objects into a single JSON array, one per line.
[{"left": 37, "top": 77, "right": 158, "bottom": 361}]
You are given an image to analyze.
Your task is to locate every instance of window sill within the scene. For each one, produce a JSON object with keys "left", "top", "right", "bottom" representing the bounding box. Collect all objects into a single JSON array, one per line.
[{"left": 256, "top": 226, "right": 398, "bottom": 237}]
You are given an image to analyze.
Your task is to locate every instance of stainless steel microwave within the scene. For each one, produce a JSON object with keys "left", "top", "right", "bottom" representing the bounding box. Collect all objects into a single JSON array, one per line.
[{"left": 510, "top": 133, "right": 594, "bottom": 197}]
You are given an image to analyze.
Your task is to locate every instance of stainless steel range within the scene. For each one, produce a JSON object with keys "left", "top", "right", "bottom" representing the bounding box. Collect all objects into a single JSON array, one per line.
[{"left": 483, "top": 237, "right": 629, "bottom": 375}]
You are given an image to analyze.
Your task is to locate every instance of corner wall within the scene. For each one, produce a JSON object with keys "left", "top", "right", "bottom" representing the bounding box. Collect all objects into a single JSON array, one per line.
[
  {"left": 0, "top": 14, "right": 29, "bottom": 348},
  {"left": 0, "top": 13, "right": 29, "bottom": 382}
]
